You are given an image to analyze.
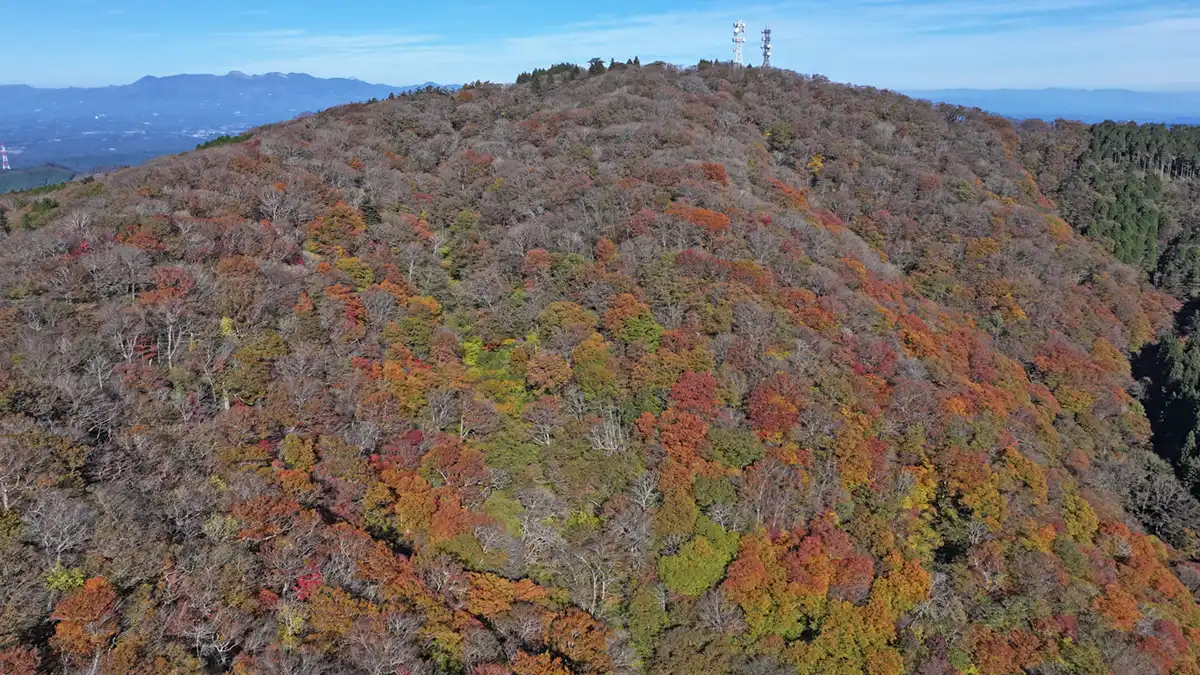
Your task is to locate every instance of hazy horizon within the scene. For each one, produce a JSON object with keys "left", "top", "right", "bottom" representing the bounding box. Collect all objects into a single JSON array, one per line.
[
  {"left": 3, "top": 72, "right": 1200, "bottom": 95},
  {"left": 5, "top": 0, "right": 1200, "bottom": 91}
]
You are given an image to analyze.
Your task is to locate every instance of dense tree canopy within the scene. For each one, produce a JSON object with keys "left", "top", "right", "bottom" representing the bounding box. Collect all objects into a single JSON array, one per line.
[
  {"left": 1018, "top": 115, "right": 1200, "bottom": 509},
  {"left": 1019, "top": 117, "right": 1200, "bottom": 286},
  {"left": 0, "top": 61, "right": 1197, "bottom": 673}
]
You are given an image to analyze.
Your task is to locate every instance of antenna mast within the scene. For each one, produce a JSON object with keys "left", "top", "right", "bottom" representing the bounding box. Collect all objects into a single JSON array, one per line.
[
  {"left": 761, "top": 26, "right": 772, "bottom": 68},
  {"left": 0, "top": 143, "right": 9, "bottom": 172},
  {"left": 733, "top": 20, "right": 746, "bottom": 66}
]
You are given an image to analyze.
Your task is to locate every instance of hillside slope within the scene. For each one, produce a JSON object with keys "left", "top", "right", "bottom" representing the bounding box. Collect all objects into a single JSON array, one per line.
[
  {"left": 0, "top": 62, "right": 1197, "bottom": 674},
  {"left": 1017, "top": 120, "right": 1200, "bottom": 490}
]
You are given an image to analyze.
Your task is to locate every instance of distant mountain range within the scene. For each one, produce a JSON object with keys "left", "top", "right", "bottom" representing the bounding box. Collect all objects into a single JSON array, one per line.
[
  {"left": 904, "top": 88, "right": 1200, "bottom": 124},
  {"left": 0, "top": 72, "right": 451, "bottom": 173}
]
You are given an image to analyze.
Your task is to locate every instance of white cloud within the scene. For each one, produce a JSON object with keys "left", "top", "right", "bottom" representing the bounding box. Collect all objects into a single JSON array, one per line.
[{"left": 212, "top": 0, "right": 1200, "bottom": 89}]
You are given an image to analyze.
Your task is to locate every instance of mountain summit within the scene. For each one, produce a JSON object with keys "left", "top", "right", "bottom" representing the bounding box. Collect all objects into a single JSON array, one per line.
[{"left": 0, "top": 61, "right": 1196, "bottom": 674}]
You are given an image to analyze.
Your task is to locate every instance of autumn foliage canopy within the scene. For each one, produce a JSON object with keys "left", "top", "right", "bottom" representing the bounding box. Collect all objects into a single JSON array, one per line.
[{"left": 0, "top": 60, "right": 1195, "bottom": 674}]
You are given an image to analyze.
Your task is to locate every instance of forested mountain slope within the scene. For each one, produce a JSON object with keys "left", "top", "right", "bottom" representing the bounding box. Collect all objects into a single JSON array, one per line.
[
  {"left": 1017, "top": 120, "right": 1200, "bottom": 291},
  {"left": 0, "top": 61, "right": 1197, "bottom": 674},
  {"left": 1018, "top": 120, "right": 1200, "bottom": 502}
]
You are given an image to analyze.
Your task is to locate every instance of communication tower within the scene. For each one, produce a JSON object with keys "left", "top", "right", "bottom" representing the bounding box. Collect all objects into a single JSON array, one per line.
[
  {"left": 733, "top": 20, "right": 746, "bottom": 66},
  {"left": 0, "top": 143, "right": 9, "bottom": 172},
  {"left": 761, "top": 27, "right": 772, "bottom": 68}
]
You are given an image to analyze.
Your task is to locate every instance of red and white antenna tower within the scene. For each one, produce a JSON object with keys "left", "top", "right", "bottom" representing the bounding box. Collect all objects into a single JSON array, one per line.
[
  {"left": 733, "top": 20, "right": 746, "bottom": 66},
  {"left": 0, "top": 143, "right": 9, "bottom": 172}
]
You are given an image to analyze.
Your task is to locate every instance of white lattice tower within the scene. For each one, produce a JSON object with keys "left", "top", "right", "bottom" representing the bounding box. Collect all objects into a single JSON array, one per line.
[
  {"left": 733, "top": 20, "right": 746, "bottom": 66},
  {"left": 0, "top": 143, "right": 9, "bottom": 172},
  {"left": 761, "top": 27, "right": 772, "bottom": 67}
]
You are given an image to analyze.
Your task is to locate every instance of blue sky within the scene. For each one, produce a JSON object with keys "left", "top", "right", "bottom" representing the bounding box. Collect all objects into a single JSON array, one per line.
[{"left": 4, "top": 0, "right": 1200, "bottom": 90}]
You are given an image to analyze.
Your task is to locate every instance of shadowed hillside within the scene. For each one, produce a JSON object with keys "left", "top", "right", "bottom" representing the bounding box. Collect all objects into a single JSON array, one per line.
[
  {"left": 1018, "top": 119, "right": 1200, "bottom": 501},
  {"left": 0, "top": 62, "right": 1197, "bottom": 674}
]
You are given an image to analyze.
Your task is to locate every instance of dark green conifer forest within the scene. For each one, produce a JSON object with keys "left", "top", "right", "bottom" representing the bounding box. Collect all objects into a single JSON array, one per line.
[{"left": 1019, "top": 118, "right": 1200, "bottom": 506}]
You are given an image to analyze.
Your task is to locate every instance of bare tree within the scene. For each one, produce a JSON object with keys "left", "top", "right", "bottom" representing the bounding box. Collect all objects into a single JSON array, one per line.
[
  {"left": 424, "top": 388, "right": 459, "bottom": 431},
  {"left": 23, "top": 491, "right": 96, "bottom": 563},
  {"left": 0, "top": 420, "right": 47, "bottom": 512},
  {"left": 697, "top": 588, "right": 745, "bottom": 635},
  {"left": 630, "top": 472, "right": 660, "bottom": 511},
  {"left": 344, "top": 612, "right": 427, "bottom": 675},
  {"left": 587, "top": 407, "right": 630, "bottom": 456},
  {"left": 568, "top": 542, "right": 619, "bottom": 617},
  {"left": 519, "top": 514, "right": 566, "bottom": 567},
  {"left": 521, "top": 400, "right": 558, "bottom": 447}
]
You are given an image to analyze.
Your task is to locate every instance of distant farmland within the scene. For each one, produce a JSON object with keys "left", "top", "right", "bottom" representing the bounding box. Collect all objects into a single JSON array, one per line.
[{"left": 0, "top": 165, "right": 76, "bottom": 194}]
